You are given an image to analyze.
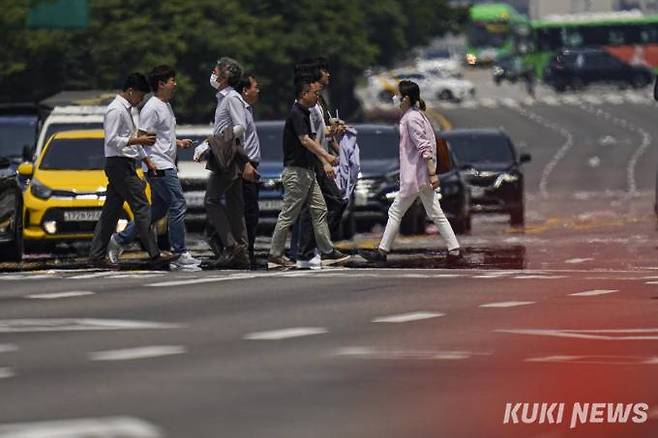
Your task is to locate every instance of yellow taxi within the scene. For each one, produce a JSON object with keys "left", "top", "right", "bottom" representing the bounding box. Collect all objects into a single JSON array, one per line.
[{"left": 17, "top": 129, "right": 142, "bottom": 243}]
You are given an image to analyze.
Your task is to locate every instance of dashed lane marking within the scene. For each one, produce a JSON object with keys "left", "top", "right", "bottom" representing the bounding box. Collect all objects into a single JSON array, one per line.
[
  {"left": 0, "top": 368, "right": 14, "bottom": 379},
  {"left": 568, "top": 289, "right": 618, "bottom": 297},
  {"left": 0, "top": 344, "right": 18, "bottom": 354},
  {"left": 0, "top": 319, "right": 182, "bottom": 333},
  {"left": 0, "top": 417, "right": 162, "bottom": 437},
  {"left": 564, "top": 258, "right": 594, "bottom": 264},
  {"left": 372, "top": 312, "right": 445, "bottom": 323},
  {"left": 89, "top": 345, "right": 187, "bottom": 361},
  {"left": 513, "top": 275, "right": 568, "bottom": 279},
  {"left": 335, "top": 347, "right": 491, "bottom": 360},
  {"left": 27, "top": 291, "right": 95, "bottom": 300},
  {"left": 244, "top": 327, "right": 328, "bottom": 340},
  {"left": 479, "top": 301, "right": 535, "bottom": 308},
  {"left": 498, "top": 328, "right": 658, "bottom": 341}
]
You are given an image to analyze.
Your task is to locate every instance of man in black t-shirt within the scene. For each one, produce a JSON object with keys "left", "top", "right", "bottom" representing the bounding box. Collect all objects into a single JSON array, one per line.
[{"left": 267, "top": 79, "right": 350, "bottom": 269}]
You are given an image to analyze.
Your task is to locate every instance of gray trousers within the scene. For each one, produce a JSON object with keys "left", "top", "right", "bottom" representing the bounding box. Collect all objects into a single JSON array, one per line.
[
  {"left": 204, "top": 171, "right": 247, "bottom": 249},
  {"left": 89, "top": 157, "right": 159, "bottom": 260},
  {"left": 269, "top": 166, "right": 333, "bottom": 258}
]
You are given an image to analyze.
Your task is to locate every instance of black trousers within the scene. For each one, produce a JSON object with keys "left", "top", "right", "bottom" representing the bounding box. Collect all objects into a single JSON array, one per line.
[
  {"left": 242, "top": 179, "right": 260, "bottom": 260},
  {"left": 297, "top": 169, "right": 346, "bottom": 260},
  {"left": 89, "top": 157, "right": 159, "bottom": 260}
]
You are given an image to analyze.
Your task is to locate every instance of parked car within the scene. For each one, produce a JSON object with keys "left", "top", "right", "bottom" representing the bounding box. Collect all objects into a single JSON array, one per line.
[
  {"left": 34, "top": 105, "right": 106, "bottom": 158},
  {"left": 16, "top": 130, "right": 138, "bottom": 254},
  {"left": 175, "top": 125, "right": 213, "bottom": 226},
  {"left": 544, "top": 47, "right": 653, "bottom": 92},
  {"left": 441, "top": 129, "right": 530, "bottom": 226},
  {"left": 416, "top": 47, "right": 463, "bottom": 78},
  {"left": 352, "top": 124, "right": 471, "bottom": 235},
  {"left": 392, "top": 70, "right": 475, "bottom": 103},
  {"left": 0, "top": 104, "right": 42, "bottom": 261},
  {"left": 492, "top": 55, "right": 526, "bottom": 85}
]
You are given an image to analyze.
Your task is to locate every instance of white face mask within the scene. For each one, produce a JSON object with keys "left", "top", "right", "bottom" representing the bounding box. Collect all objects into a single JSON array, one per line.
[
  {"left": 392, "top": 94, "right": 401, "bottom": 107},
  {"left": 209, "top": 72, "right": 221, "bottom": 90}
]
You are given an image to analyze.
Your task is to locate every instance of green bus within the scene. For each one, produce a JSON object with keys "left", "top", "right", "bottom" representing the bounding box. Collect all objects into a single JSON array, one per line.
[
  {"left": 519, "top": 10, "right": 658, "bottom": 77},
  {"left": 465, "top": 3, "right": 528, "bottom": 66}
]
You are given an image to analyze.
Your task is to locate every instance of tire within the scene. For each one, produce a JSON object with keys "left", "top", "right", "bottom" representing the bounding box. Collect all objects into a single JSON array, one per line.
[
  {"left": 510, "top": 205, "right": 524, "bottom": 227},
  {"left": 438, "top": 90, "right": 453, "bottom": 102},
  {"left": 570, "top": 77, "right": 585, "bottom": 91},
  {"left": 631, "top": 74, "right": 649, "bottom": 89},
  {"left": 0, "top": 198, "right": 24, "bottom": 263}
]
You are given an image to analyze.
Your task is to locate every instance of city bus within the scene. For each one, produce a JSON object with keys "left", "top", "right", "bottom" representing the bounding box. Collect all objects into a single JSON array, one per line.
[
  {"left": 520, "top": 10, "right": 658, "bottom": 78},
  {"left": 465, "top": 3, "right": 528, "bottom": 66}
]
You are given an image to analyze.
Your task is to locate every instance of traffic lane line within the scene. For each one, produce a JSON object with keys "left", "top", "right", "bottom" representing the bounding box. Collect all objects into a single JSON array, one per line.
[
  {"left": 244, "top": 327, "right": 328, "bottom": 340},
  {"left": 27, "top": 291, "right": 95, "bottom": 300},
  {"left": 0, "top": 417, "right": 162, "bottom": 438},
  {"left": 568, "top": 289, "right": 618, "bottom": 297},
  {"left": 372, "top": 312, "right": 446, "bottom": 323},
  {"left": 479, "top": 301, "right": 535, "bottom": 308},
  {"left": 89, "top": 345, "right": 187, "bottom": 361}
]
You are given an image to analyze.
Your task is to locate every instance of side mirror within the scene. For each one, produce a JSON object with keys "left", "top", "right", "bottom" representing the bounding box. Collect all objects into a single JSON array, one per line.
[
  {"left": 22, "top": 144, "right": 33, "bottom": 162},
  {"left": 520, "top": 153, "right": 531, "bottom": 164},
  {"left": 17, "top": 162, "right": 34, "bottom": 177}
]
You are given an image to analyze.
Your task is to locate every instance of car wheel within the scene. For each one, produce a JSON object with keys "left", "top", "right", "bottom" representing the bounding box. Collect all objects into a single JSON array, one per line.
[
  {"left": 510, "top": 205, "right": 525, "bottom": 227},
  {"left": 570, "top": 77, "right": 585, "bottom": 91},
  {"left": 631, "top": 74, "right": 649, "bottom": 89},
  {"left": 0, "top": 198, "right": 24, "bottom": 263},
  {"left": 437, "top": 90, "right": 453, "bottom": 102}
]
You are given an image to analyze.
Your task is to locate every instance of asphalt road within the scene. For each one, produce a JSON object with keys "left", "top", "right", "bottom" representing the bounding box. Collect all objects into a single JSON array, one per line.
[{"left": 1, "top": 76, "right": 658, "bottom": 437}]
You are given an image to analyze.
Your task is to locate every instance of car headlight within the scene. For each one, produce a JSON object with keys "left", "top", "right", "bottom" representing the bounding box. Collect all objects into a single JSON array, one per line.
[
  {"left": 30, "top": 178, "right": 52, "bottom": 200},
  {"left": 493, "top": 173, "right": 519, "bottom": 189}
]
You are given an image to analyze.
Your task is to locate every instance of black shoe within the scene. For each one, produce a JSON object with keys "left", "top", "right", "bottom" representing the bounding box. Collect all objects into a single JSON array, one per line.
[
  {"left": 321, "top": 249, "right": 350, "bottom": 266},
  {"left": 204, "top": 246, "right": 250, "bottom": 270},
  {"left": 88, "top": 258, "right": 117, "bottom": 269},
  {"left": 147, "top": 251, "right": 180, "bottom": 269},
  {"left": 446, "top": 249, "right": 466, "bottom": 267},
  {"left": 359, "top": 249, "right": 387, "bottom": 263}
]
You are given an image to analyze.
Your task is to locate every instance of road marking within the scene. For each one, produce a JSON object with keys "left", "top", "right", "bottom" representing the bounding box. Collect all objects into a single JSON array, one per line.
[
  {"left": 513, "top": 275, "right": 567, "bottom": 279},
  {"left": 244, "top": 327, "right": 328, "bottom": 340},
  {"left": 479, "top": 301, "right": 535, "bottom": 308},
  {"left": 335, "top": 347, "right": 489, "bottom": 360},
  {"left": 68, "top": 272, "right": 118, "bottom": 280},
  {"left": 0, "top": 368, "right": 14, "bottom": 379},
  {"left": 106, "top": 273, "right": 165, "bottom": 279},
  {"left": 90, "top": 345, "right": 187, "bottom": 361},
  {"left": 565, "top": 257, "right": 594, "bottom": 264},
  {"left": 568, "top": 289, "right": 618, "bottom": 297},
  {"left": 145, "top": 273, "right": 271, "bottom": 287},
  {"left": 0, "top": 344, "right": 18, "bottom": 354},
  {"left": 372, "top": 312, "right": 445, "bottom": 323},
  {"left": 526, "top": 355, "right": 584, "bottom": 363},
  {"left": 498, "top": 328, "right": 658, "bottom": 341},
  {"left": 0, "top": 319, "right": 182, "bottom": 333},
  {"left": 480, "top": 98, "right": 498, "bottom": 108},
  {"left": 0, "top": 417, "right": 162, "bottom": 437},
  {"left": 27, "top": 291, "right": 95, "bottom": 300},
  {"left": 645, "top": 281, "right": 658, "bottom": 285}
]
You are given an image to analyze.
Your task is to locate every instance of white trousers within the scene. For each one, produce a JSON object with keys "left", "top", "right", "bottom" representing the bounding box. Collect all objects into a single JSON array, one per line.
[{"left": 379, "top": 186, "right": 460, "bottom": 253}]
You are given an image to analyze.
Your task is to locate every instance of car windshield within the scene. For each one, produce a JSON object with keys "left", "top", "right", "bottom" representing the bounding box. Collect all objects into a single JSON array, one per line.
[
  {"left": 0, "top": 116, "right": 38, "bottom": 158},
  {"left": 43, "top": 122, "right": 103, "bottom": 147},
  {"left": 257, "top": 124, "right": 284, "bottom": 162},
  {"left": 355, "top": 127, "right": 399, "bottom": 160},
  {"left": 40, "top": 138, "right": 105, "bottom": 170},
  {"left": 445, "top": 133, "right": 515, "bottom": 164},
  {"left": 424, "top": 48, "right": 452, "bottom": 59}
]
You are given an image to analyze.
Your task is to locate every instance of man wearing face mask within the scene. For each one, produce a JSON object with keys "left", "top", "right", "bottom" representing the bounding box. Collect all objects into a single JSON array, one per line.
[
  {"left": 89, "top": 73, "right": 176, "bottom": 268},
  {"left": 202, "top": 57, "right": 258, "bottom": 269}
]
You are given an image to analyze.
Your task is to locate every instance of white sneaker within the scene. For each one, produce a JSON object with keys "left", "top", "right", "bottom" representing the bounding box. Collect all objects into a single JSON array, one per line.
[
  {"left": 172, "top": 251, "right": 201, "bottom": 266},
  {"left": 107, "top": 233, "right": 124, "bottom": 264},
  {"left": 170, "top": 263, "right": 202, "bottom": 272}
]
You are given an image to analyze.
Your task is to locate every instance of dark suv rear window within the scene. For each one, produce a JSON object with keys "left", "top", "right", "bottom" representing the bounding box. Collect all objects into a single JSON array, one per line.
[{"left": 445, "top": 133, "right": 515, "bottom": 164}]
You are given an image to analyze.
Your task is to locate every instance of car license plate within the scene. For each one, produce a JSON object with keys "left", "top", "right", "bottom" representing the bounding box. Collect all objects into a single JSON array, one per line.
[
  {"left": 184, "top": 191, "right": 206, "bottom": 208},
  {"left": 259, "top": 200, "right": 283, "bottom": 211},
  {"left": 470, "top": 186, "right": 486, "bottom": 198},
  {"left": 63, "top": 210, "right": 102, "bottom": 222}
]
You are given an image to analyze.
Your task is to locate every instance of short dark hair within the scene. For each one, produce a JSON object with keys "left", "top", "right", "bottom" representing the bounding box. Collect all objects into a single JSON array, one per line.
[
  {"left": 294, "top": 63, "right": 322, "bottom": 83},
  {"left": 294, "top": 77, "right": 314, "bottom": 99},
  {"left": 237, "top": 73, "right": 256, "bottom": 94},
  {"left": 123, "top": 73, "right": 150, "bottom": 93},
  {"left": 300, "top": 57, "right": 330, "bottom": 73},
  {"left": 148, "top": 65, "right": 176, "bottom": 93}
]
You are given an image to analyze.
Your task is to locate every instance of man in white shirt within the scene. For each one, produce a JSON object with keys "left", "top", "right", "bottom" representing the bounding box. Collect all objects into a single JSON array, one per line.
[
  {"left": 89, "top": 73, "right": 175, "bottom": 268},
  {"left": 107, "top": 65, "right": 200, "bottom": 269}
]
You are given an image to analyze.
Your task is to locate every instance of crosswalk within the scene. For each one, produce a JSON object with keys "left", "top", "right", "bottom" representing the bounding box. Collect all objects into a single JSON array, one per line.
[{"left": 433, "top": 91, "right": 656, "bottom": 110}]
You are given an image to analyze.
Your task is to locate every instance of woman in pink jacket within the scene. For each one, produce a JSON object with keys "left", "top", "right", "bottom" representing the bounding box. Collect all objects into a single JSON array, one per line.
[{"left": 361, "top": 80, "right": 462, "bottom": 263}]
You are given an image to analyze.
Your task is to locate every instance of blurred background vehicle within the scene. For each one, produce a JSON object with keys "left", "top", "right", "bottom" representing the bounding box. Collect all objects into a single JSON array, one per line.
[
  {"left": 175, "top": 125, "right": 212, "bottom": 227},
  {"left": 543, "top": 47, "right": 653, "bottom": 91},
  {"left": 392, "top": 70, "right": 476, "bottom": 103},
  {"left": 416, "top": 47, "right": 463, "bottom": 78},
  {"left": 465, "top": 3, "right": 528, "bottom": 66},
  {"left": 442, "top": 128, "right": 530, "bottom": 227}
]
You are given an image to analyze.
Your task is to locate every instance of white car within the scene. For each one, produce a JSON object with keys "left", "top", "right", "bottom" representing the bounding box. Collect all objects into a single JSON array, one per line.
[
  {"left": 392, "top": 70, "right": 475, "bottom": 103},
  {"left": 416, "top": 48, "right": 463, "bottom": 78},
  {"left": 175, "top": 125, "right": 213, "bottom": 224},
  {"left": 35, "top": 106, "right": 108, "bottom": 158}
]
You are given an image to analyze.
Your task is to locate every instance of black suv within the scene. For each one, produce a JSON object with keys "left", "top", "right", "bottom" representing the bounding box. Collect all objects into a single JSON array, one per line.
[
  {"left": 352, "top": 124, "right": 472, "bottom": 235},
  {"left": 544, "top": 47, "right": 653, "bottom": 92},
  {"left": 0, "top": 104, "right": 42, "bottom": 261},
  {"left": 441, "top": 129, "right": 530, "bottom": 226}
]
